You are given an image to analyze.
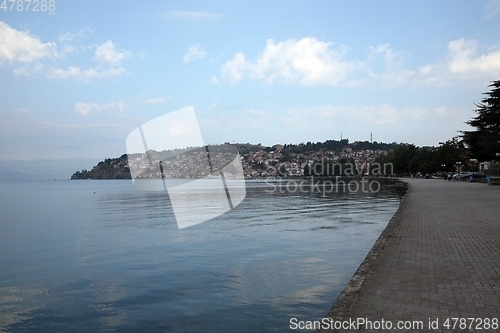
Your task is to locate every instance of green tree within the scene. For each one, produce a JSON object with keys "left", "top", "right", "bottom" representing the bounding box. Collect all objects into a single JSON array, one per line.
[
  {"left": 429, "top": 138, "right": 467, "bottom": 173},
  {"left": 462, "top": 78, "right": 500, "bottom": 161},
  {"left": 389, "top": 144, "right": 418, "bottom": 174},
  {"left": 408, "top": 147, "right": 431, "bottom": 173}
]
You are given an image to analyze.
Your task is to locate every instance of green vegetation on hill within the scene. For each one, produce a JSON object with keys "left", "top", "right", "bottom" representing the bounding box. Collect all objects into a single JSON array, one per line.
[
  {"left": 71, "top": 154, "right": 131, "bottom": 179},
  {"left": 281, "top": 139, "right": 397, "bottom": 154}
]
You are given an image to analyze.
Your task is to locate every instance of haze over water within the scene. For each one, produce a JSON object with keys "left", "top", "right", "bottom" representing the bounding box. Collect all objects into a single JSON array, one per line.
[{"left": 0, "top": 179, "right": 400, "bottom": 332}]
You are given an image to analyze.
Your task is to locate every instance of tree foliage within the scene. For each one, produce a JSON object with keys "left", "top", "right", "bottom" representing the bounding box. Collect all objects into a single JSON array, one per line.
[
  {"left": 281, "top": 139, "right": 396, "bottom": 155},
  {"left": 462, "top": 79, "right": 500, "bottom": 161},
  {"left": 374, "top": 139, "right": 468, "bottom": 175},
  {"left": 71, "top": 154, "right": 131, "bottom": 180}
]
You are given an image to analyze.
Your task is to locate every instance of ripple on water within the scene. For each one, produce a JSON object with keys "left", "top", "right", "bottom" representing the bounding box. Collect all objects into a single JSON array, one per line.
[{"left": 0, "top": 179, "right": 400, "bottom": 333}]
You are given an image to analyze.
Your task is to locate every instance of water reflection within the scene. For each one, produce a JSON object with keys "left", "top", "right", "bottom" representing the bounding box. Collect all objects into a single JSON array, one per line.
[
  {"left": 0, "top": 179, "right": 400, "bottom": 332},
  {"left": 0, "top": 287, "right": 48, "bottom": 330}
]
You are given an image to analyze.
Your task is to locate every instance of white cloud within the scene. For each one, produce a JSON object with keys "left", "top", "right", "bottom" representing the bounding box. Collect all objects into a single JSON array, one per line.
[
  {"left": 221, "top": 37, "right": 364, "bottom": 86},
  {"left": 47, "top": 66, "right": 126, "bottom": 81},
  {"left": 418, "top": 65, "right": 432, "bottom": 75},
  {"left": 183, "top": 43, "right": 206, "bottom": 63},
  {"left": 74, "top": 101, "right": 125, "bottom": 117},
  {"left": 447, "top": 38, "right": 500, "bottom": 76},
  {"left": 362, "top": 40, "right": 500, "bottom": 86},
  {"left": 208, "top": 101, "right": 218, "bottom": 111},
  {"left": 134, "top": 94, "right": 172, "bottom": 105},
  {"left": 58, "top": 27, "right": 93, "bottom": 44},
  {"left": 13, "top": 63, "right": 44, "bottom": 77},
  {"left": 364, "top": 44, "right": 416, "bottom": 86},
  {"left": 367, "top": 68, "right": 416, "bottom": 87},
  {"left": 221, "top": 52, "right": 247, "bottom": 84},
  {"left": 368, "top": 44, "right": 406, "bottom": 68},
  {"left": 46, "top": 40, "right": 128, "bottom": 81},
  {"left": 56, "top": 27, "right": 93, "bottom": 57},
  {"left": 141, "top": 97, "right": 168, "bottom": 105},
  {"left": 209, "top": 48, "right": 227, "bottom": 63},
  {"left": 0, "top": 21, "right": 56, "bottom": 65},
  {"left": 210, "top": 75, "right": 219, "bottom": 84},
  {"left": 218, "top": 37, "right": 500, "bottom": 87},
  {"left": 48, "top": 66, "right": 81, "bottom": 79},
  {"left": 60, "top": 45, "right": 76, "bottom": 55},
  {"left": 485, "top": 0, "right": 500, "bottom": 18},
  {"left": 94, "top": 40, "right": 125, "bottom": 66},
  {"left": 0, "top": 22, "right": 129, "bottom": 80},
  {"left": 161, "top": 11, "right": 223, "bottom": 20}
]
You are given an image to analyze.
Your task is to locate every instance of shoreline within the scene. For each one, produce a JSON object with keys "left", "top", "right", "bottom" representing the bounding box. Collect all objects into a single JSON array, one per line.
[
  {"left": 318, "top": 178, "right": 500, "bottom": 333},
  {"left": 318, "top": 179, "right": 410, "bottom": 331}
]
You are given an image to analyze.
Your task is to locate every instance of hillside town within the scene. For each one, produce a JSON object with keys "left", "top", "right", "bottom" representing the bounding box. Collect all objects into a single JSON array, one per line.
[
  {"left": 239, "top": 143, "right": 389, "bottom": 178},
  {"left": 71, "top": 140, "right": 394, "bottom": 180}
]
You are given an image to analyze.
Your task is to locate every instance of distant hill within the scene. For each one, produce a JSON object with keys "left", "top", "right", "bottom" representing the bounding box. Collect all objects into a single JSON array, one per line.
[
  {"left": 70, "top": 140, "right": 398, "bottom": 180},
  {"left": 71, "top": 154, "right": 131, "bottom": 180}
]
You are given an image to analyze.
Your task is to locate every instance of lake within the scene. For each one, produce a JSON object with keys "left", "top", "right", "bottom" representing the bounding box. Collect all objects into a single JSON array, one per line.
[{"left": 0, "top": 179, "right": 400, "bottom": 332}]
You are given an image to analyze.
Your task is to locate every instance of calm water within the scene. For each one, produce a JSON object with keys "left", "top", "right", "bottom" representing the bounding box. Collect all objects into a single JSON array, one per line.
[{"left": 0, "top": 179, "right": 400, "bottom": 333}]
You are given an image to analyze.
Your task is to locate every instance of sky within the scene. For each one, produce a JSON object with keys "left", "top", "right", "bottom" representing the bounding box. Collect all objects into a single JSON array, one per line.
[{"left": 1, "top": 0, "right": 500, "bottom": 161}]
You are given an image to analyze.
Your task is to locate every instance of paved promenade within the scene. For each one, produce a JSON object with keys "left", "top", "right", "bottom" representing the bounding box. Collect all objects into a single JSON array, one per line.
[{"left": 320, "top": 179, "right": 500, "bottom": 332}]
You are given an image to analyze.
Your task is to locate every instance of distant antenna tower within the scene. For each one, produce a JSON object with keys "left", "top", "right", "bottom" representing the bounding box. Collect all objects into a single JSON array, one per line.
[
  {"left": 370, "top": 132, "right": 372, "bottom": 143},
  {"left": 340, "top": 133, "right": 342, "bottom": 141}
]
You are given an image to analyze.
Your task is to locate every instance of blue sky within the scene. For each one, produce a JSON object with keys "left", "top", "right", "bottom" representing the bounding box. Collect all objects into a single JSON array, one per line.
[{"left": 1, "top": 0, "right": 500, "bottom": 161}]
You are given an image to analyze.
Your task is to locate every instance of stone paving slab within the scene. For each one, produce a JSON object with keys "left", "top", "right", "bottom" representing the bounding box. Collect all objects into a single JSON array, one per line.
[{"left": 319, "top": 179, "right": 500, "bottom": 333}]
